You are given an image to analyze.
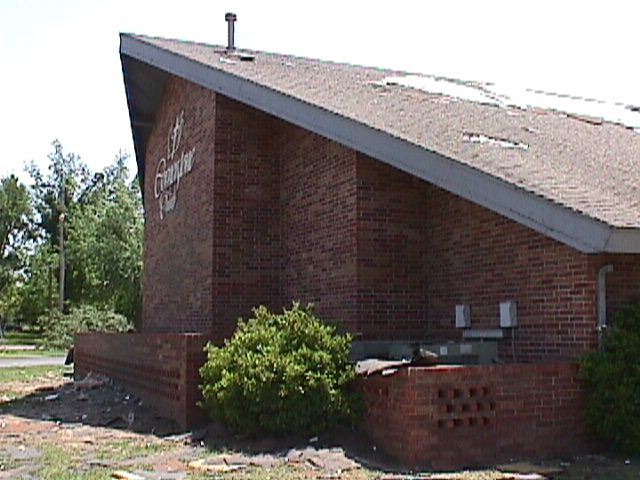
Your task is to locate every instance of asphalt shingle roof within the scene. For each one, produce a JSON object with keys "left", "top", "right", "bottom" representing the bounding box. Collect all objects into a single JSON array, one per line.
[{"left": 131, "top": 35, "right": 640, "bottom": 229}]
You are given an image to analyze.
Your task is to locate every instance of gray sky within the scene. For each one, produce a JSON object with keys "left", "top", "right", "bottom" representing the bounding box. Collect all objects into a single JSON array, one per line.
[{"left": 2, "top": 0, "right": 639, "bottom": 181}]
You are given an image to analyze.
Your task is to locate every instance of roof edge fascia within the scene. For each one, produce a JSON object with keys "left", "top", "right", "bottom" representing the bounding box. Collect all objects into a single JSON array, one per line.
[
  {"left": 120, "top": 34, "right": 640, "bottom": 254},
  {"left": 605, "top": 229, "right": 640, "bottom": 253}
]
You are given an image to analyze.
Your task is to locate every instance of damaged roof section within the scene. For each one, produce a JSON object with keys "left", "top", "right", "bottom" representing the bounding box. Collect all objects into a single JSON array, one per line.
[
  {"left": 463, "top": 132, "right": 529, "bottom": 151},
  {"left": 120, "top": 34, "right": 640, "bottom": 253},
  {"left": 375, "top": 75, "right": 640, "bottom": 132}
]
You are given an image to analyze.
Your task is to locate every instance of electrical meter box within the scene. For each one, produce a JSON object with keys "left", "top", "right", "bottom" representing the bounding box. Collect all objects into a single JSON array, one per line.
[{"left": 500, "top": 300, "right": 517, "bottom": 328}]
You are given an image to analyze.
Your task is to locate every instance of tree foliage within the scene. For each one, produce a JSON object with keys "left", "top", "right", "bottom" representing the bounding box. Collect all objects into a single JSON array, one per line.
[
  {"left": 38, "top": 305, "right": 133, "bottom": 349},
  {"left": 0, "top": 175, "right": 33, "bottom": 292},
  {"left": 27, "top": 140, "right": 91, "bottom": 249},
  {"left": 0, "top": 175, "right": 34, "bottom": 329},
  {"left": 1, "top": 140, "right": 143, "bottom": 329},
  {"left": 66, "top": 154, "right": 143, "bottom": 325}
]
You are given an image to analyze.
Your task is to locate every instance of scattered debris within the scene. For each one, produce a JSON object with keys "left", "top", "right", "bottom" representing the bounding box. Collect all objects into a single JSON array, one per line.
[
  {"left": 356, "top": 358, "right": 411, "bottom": 376},
  {"left": 165, "top": 432, "right": 191, "bottom": 444},
  {"left": 44, "top": 393, "right": 60, "bottom": 401},
  {"left": 112, "top": 471, "right": 146, "bottom": 480},
  {"left": 187, "top": 458, "right": 247, "bottom": 473},
  {"left": 412, "top": 347, "right": 439, "bottom": 366},
  {"left": 74, "top": 372, "right": 109, "bottom": 390},
  {"left": 1, "top": 371, "right": 635, "bottom": 479},
  {"left": 0, "top": 445, "right": 41, "bottom": 461},
  {"left": 497, "top": 461, "right": 564, "bottom": 476},
  {"left": 286, "top": 447, "right": 359, "bottom": 473}
]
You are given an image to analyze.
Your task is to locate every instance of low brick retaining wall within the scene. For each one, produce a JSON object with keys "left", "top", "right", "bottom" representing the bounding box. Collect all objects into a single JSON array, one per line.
[
  {"left": 74, "top": 332, "right": 218, "bottom": 429},
  {"left": 359, "top": 362, "right": 593, "bottom": 469},
  {"left": 76, "top": 334, "right": 593, "bottom": 468}
]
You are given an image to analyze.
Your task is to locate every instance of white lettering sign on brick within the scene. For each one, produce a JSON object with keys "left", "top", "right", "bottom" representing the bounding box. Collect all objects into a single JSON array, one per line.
[{"left": 154, "top": 110, "right": 196, "bottom": 220}]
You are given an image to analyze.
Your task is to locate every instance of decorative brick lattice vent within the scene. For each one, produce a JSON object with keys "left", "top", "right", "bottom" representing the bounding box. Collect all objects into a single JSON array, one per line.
[{"left": 436, "top": 386, "right": 495, "bottom": 428}]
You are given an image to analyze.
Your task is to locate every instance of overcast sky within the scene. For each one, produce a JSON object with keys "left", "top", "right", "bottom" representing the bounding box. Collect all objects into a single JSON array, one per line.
[{"left": 2, "top": 0, "right": 639, "bottom": 181}]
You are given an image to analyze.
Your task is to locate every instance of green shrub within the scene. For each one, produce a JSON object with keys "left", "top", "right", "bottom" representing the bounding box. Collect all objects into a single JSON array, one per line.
[
  {"left": 579, "top": 303, "right": 640, "bottom": 452},
  {"left": 38, "top": 305, "right": 132, "bottom": 349},
  {"left": 199, "top": 303, "right": 361, "bottom": 436}
]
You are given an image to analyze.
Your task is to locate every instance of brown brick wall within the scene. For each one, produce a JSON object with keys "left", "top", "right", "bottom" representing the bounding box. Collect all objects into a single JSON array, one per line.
[
  {"left": 600, "top": 254, "right": 640, "bottom": 323},
  {"left": 210, "top": 96, "right": 282, "bottom": 338},
  {"left": 142, "top": 77, "right": 217, "bottom": 332},
  {"left": 279, "top": 125, "right": 359, "bottom": 328},
  {"left": 355, "top": 153, "right": 430, "bottom": 340},
  {"left": 141, "top": 74, "right": 640, "bottom": 361},
  {"left": 425, "top": 183, "right": 600, "bottom": 361},
  {"left": 74, "top": 332, "right": 217, "bottom": 429},
  {"left": 360, "top": 363, "right": 592, "bottom": 469}
]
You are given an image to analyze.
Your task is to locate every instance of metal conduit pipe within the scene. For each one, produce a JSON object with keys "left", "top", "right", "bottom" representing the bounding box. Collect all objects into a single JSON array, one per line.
[{"left": 597, "top": 264, "right": 614, "bottom": 349}]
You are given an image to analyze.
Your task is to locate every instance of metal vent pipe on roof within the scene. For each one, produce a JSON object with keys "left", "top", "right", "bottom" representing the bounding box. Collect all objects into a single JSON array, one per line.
[{"left": 225, "top": 12, "right": 237, "bottom": 50}]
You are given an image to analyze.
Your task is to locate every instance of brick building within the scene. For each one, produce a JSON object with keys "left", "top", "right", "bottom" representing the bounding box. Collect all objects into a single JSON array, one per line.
[{"left": 76, "top": 30, "right": 640, "bottom": 468}]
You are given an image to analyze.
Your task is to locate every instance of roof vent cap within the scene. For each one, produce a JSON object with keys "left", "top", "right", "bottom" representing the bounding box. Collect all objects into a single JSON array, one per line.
[{"left": 225, "top": 12, "right": 237, "bottom": 51}]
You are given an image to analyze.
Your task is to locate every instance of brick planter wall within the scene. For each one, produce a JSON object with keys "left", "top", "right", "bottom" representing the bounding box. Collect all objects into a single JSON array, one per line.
[
  {"left": 74, "top": 332, "right": 217, "bottom": 429},
  {"left": 360, "top": 362, "right": 592, "bottom": 470}
]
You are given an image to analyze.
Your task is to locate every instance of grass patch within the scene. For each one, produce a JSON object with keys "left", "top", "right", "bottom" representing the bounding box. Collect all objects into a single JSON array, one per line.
[
  {"left": 0, "top": 452, "right": 19, "bottom": 472},
  {"left": 189, "top": 464, "right": 379, "bottom": 480},
  {"left": 0, "top": 330, "right": 65, "bottom": 356},
  {"left": 0, "top": 330, "right": 42, "bottom": 346},
  {"left": 37, "top": 445, "right": 111, "bottom": 480},
  {"left": 0, "top": 365, "right": 65, "bottom": 384},
  {"left": 556, "top": 455, "right": 640, "bottom": 479},
  {"left": 96, "top": 438, "right": 168, "bottom": 462}
]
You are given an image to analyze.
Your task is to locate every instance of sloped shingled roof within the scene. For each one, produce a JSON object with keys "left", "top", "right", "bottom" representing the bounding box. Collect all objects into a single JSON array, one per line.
[{"left": 120, "top": 34, "right": 640, "bottom": 253}]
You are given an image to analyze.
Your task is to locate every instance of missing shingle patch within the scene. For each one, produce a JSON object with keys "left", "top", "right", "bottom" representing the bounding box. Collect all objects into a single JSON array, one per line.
[
  {"left": 374, "top": 75, "right": 640, "bottom": 132},
  {"left": 463, "top": 132, "right": 529, "bottom": 151}
]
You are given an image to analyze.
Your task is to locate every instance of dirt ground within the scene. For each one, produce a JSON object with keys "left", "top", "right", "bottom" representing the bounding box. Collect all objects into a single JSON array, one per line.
[{"left": 1, "top": 368, "right": 639, "bottom": 480}]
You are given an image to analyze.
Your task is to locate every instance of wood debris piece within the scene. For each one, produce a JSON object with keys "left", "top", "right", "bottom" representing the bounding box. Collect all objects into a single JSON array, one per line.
[
  {"left": 74, "top": 372, "right": 109, "bottom": 390},
  {"left": 497, "top": 461, "right": 564, "bottom": 476},
  {"left": 111, "top": 471, "right": 146, "bottom": 480},
  {"left": 188, "top": 458, "right": 247, "bottom": 473}
]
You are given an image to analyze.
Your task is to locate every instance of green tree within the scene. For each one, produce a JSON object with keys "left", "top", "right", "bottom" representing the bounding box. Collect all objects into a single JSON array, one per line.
[
  {"left": 67, "top": 152, "right": 143, "bottom": 326},
  {"left": 27, "top": 140, "right": 91, "bottom": 248},
  {"left": 27, "top": 140, "right": 92, "bottom": 312},
  {"left": 14, "top": 245, "right": 58, "bottom": 325},
  {"left": 22, "top": 142, "right": 143, "bottom": 327},
  {"left": 0, "top": 175, "right": 34, "bottom": 332}
]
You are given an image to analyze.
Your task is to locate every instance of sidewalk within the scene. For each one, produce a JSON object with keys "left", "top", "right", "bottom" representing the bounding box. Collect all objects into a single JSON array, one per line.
[{"left": 0, "top": 356, "right": 66, "bottom": 368}]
